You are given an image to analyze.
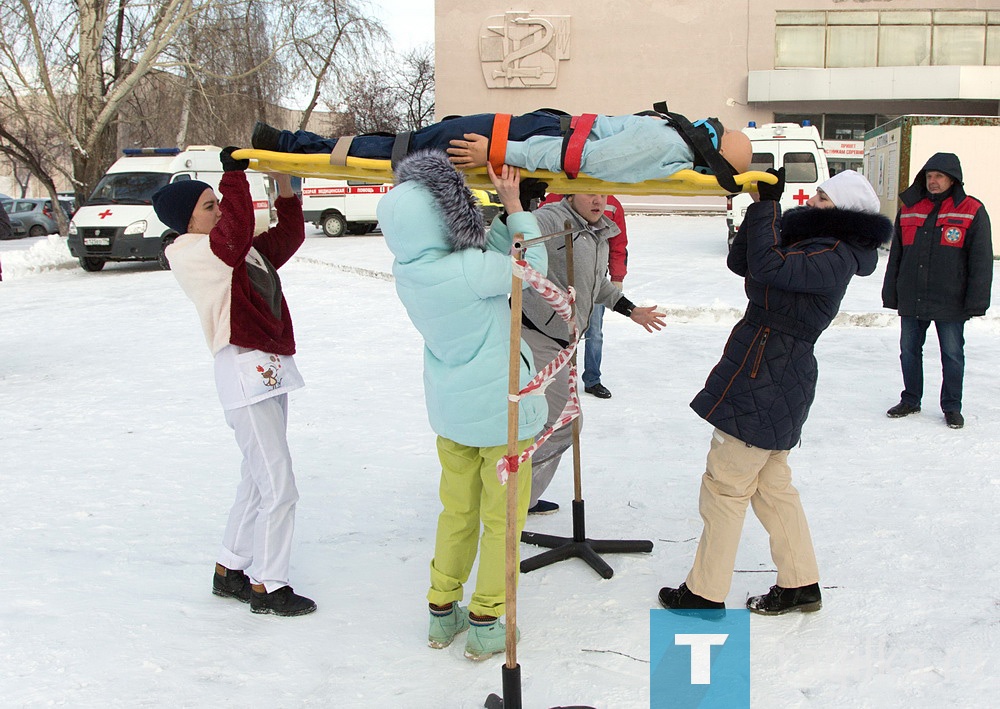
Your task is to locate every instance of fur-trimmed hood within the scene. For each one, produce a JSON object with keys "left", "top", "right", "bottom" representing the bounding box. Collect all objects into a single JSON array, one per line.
[
  {"left": 377, "top": 150, "right": 485, "bottom": 263},
  {"left": 781, "top": 205, "right": 893, "bottom": 252}
]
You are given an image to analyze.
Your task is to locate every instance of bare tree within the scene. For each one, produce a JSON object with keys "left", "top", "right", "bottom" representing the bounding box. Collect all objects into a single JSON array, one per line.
[
  {"left": 283, "top": 0, "right": 387, "bottom": 131},
  {"left": 332, "top": 44, "right": 435, "bottom": 135},
  {"left": 0, "top": 0, "right": 197, "bottom": 209},
  {"left": 397, "top": 45, "right": 435, "bottom": 131}
]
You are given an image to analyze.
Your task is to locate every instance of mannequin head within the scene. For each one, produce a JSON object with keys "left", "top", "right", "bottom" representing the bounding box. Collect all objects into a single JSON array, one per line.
[{"left": 719, "top": 129, "right": 752, "bottom": 174}]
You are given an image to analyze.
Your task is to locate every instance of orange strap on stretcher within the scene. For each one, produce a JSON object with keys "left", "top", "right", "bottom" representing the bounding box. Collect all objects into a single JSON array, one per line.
[
  {"left": 488, "top": 113, "right": 512, "bottom": 174},
  {"left": 563, "top": 114, "right": 597, "bottom": 179}
]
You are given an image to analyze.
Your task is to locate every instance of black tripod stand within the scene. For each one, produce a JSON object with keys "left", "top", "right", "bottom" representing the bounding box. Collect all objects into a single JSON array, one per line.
[{"left": 519, "top": 230, "right": 652, "bottom": 579}]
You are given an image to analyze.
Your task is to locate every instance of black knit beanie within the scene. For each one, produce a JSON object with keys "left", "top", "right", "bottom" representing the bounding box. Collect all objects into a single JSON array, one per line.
[{"left": 151, "top": 180, "right": 213, "bottom": 234}]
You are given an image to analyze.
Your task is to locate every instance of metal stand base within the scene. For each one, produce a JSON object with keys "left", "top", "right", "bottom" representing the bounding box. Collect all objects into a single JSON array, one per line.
[{"left": 520, "top": 499, "right": 653, "bottom": 579}]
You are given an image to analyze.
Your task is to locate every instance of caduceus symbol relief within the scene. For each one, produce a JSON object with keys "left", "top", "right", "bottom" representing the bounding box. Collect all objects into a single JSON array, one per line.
[{"left": 493, "top": 16, "right": 556, "bottom": 87}]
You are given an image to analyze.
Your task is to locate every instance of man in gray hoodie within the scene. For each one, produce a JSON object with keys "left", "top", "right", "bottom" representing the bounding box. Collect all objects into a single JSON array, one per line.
[{"left": 521, "top": 194, "right": 665, "bottom": 513}]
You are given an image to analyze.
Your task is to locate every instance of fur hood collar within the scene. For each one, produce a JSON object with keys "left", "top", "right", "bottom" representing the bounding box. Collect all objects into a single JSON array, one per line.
[
  {"left": 392, "top": 150, "right": 485, "bottom": 251},
  {"left": 780, "top": 206, "right": 893, "bottom": 251}
]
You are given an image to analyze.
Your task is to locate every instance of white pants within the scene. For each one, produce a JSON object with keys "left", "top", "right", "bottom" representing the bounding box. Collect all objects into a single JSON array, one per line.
[{"left": 217, "top": 394, "right": 300, "bottom": 592}]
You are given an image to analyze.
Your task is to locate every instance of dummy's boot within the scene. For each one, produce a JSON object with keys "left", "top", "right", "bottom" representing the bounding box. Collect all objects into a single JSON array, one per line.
[{"left": 251, "top": 122, "right": 281, "bottom": 152}]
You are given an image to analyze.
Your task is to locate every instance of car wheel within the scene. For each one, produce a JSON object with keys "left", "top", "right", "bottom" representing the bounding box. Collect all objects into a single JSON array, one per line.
[
  {"left": 158, "top": 235, "right": 176, "bottom": 270},
  {"left": 29, "top": 225, "right": 46, "bottom": 237},
  {"left": 322, "top": 213, "right": 346, "bottom": 238},
  {"left": 79, "top": 256, "right": 106, "bottom": 272}
]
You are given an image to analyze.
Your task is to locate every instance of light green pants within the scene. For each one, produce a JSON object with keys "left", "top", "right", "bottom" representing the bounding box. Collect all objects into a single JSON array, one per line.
[{"left": 427, "top": 436, "right": 533, "bottom": 618}]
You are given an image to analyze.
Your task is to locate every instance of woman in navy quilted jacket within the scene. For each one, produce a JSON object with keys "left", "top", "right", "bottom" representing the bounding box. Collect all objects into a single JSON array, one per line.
[{"left": 659, "top": 169, "right": 892, "bottom": 616}]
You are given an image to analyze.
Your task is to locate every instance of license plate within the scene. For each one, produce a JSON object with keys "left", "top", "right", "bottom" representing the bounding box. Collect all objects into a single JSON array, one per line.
[{"left": 84, "top": 237, "right": 110, "bottom": 246}]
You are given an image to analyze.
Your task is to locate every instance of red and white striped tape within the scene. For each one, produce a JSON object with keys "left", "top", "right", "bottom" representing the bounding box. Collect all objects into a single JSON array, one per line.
[{"left": 498, "top": 258, "right": 582, "bottom": 484}]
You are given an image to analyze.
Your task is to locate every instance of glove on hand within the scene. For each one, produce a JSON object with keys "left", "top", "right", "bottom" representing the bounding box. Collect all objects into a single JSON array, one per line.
[
  {"left": 519, "top": 178, "right": 549, "bottom": 211},
  {"left": 220, "top": 146, "right": 250, "bottom": 172},
  {"left": 757, "top": 167, "right": 785, "bottom": 202}
]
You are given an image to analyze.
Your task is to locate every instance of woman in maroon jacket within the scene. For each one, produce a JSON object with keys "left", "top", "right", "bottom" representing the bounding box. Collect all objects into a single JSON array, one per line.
[{"left": 153, "top": 147, "right": 316, "bottom": 617}]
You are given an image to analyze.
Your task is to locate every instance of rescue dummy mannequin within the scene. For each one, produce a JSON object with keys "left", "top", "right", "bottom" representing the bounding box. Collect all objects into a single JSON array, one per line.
[{"left": 251, "top": 108, "right": 753, "bottom": 189}]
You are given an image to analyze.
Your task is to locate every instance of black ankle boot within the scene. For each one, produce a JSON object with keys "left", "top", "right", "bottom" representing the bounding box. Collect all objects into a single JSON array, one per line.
[
  {"left": 250, "top": 585, "right": 317, "bottom": 617},
  {"left": 251, "top": 121, "right": 281, "bottom": 151},
  {"left": 746, "top": 583, "right": 822, "bottom": 615},
  {"left": 212, "top": 566, "right": 251, "bottom": 603},
  {"left": 658, "top": 583, "right": 725, "bottom": 618}
]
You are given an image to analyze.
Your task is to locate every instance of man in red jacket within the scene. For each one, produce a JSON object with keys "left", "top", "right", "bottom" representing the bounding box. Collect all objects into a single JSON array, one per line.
[
  {"left": 153, "top": 148, "right": 316, "bottom": 617},
  {"left": 881, "top": 152, "right": 993, "bottom": 429}
]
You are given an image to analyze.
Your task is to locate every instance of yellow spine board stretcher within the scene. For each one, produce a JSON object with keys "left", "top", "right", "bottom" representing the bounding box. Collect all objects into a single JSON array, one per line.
[{"left": 232, "top": 149, "right": 777, "bottom": 197}]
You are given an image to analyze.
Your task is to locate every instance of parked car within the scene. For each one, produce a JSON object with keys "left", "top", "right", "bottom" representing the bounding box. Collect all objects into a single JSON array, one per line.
[
  {"left": 1, "top": 198, "right": 72, "bottom": 237},
  {"left": 1, "top": 211, "right": 28, "bottom": 239}
]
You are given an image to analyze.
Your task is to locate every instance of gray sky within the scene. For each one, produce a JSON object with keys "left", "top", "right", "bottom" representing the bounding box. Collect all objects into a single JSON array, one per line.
[{"left": 370, "top": 0, "right": 434, "bottom": 51}]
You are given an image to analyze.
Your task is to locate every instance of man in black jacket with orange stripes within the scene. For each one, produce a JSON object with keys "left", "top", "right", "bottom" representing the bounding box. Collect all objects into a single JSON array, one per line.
[{"left": 882, "top": 152, "right": 993, "bottom": 430}]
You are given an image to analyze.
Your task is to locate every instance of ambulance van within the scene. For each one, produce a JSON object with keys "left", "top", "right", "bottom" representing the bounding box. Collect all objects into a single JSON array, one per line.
[
  {"left": 300, "top": 177, "right": 387, "bottom": 237},
  {"left": 67, "top": 146, "right": 271, "bottom": 272},
  {"left": 726, "top": 123, "right": 830, "bottom": 244}
]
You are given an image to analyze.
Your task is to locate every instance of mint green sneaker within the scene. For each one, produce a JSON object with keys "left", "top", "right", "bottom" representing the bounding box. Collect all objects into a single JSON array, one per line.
[
  {"left": 428, "top": 603, "right": 469, "bottom": 649},
  {"left": 463, "top": 617, "right": 520, "bottom": 661}
]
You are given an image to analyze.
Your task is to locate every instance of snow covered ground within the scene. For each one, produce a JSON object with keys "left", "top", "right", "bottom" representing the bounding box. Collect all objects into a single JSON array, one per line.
[{"left": 2, "top": 215, "right": 998, "bottom": 708}]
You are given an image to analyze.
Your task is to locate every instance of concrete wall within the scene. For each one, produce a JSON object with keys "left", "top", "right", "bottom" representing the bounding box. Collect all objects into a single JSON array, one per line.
[{"left": 434, "top": 0, "right": 1000, "bottom": 124}]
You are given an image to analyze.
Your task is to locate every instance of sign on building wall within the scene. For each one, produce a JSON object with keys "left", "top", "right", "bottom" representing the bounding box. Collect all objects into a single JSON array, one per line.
[{"left": 479, "top": 11, "right": 571, "bottom": 88}]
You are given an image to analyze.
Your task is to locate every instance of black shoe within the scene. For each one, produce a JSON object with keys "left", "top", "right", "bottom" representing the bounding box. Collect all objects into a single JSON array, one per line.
[
  {"left": 746, "top": 583, "right": 821, "bottom": 615},
  {"left": 658, "top": 583, "right": 725, "bottom": 618},
  {"left": 212, "top": 566, "right": 251, "bottom": 603},
  {"left": 250, "top": 585, "right": 317, "bottom": 616},
  {"left": 584, "top": 383, "right": 612, "bottom": 399},
  {"left": 527, "top": 499, "right": 559, "bottom": 515},
  {"left": 886, "top": 402, "right": 920, "bottom": 418},
  {"left": 944, "top": 411, "right": 964, "bottom": 429},
  {"left": 251, "top": 121, "right": 281, "bottom": 151}
]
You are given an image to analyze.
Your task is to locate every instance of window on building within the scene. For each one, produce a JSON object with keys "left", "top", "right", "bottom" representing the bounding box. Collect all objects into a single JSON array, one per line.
[
  {"left": 775, "top": 9, "right": 1000, "bottom": 68},
  {"left": 775, "top": 113, "right": 881, "bottom": 141}
]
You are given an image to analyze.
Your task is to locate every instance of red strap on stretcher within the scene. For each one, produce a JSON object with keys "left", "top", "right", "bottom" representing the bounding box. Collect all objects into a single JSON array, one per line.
[
  {"left": 563, "top": 113, "right": 598, "bottom": 179},
  {"left": 489, "top": 113, "right": 512, "bottom": 174}
]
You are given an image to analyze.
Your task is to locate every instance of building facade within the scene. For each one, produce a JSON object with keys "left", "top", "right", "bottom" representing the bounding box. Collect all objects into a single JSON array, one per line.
[{"left": 434, "top": 1, "right": 1000, "bottom": 179}]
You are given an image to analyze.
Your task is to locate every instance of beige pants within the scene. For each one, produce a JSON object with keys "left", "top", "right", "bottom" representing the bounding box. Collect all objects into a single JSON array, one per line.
[{"left": 685, "top": 429, "right": 819, "bottom": 603}]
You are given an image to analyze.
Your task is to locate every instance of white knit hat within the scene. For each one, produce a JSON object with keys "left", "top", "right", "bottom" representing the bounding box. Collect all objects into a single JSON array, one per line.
[{"left": 817, "top": 170, "right": 880, "bottom": 214}]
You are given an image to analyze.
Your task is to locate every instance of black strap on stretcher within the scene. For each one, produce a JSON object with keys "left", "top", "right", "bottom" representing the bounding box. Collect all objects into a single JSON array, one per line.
[{"left": 649, "top": 101, "right": 741, "bottom": 193}]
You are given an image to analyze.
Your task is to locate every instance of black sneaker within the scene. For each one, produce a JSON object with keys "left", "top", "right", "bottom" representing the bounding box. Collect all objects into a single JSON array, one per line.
[
  {"left": 658, "top": 583, "right": 725, "bottom": 618},
  {"left": 944, "top": 411, "right": 964, "bottom": 429},
  {"left": 886, "top": 402, "right": 920, "bottom": 418},
  {"left": 746, "top": 583, "right": 822, "bottom": 615},
  {"left": 212, "top": 566, "right": 251, "bottom": 603},
  {"left": 527, "top": 499, "right": 559, "bottom": 515},
  {"left": 251, "top": 121, "right": 281, "bottom": 151},
  {"left": 584, "top": 383, "right": 612, "bottom": 399},
  {"left": 250, "top": 585, "right": 317, "bottom": 616}
]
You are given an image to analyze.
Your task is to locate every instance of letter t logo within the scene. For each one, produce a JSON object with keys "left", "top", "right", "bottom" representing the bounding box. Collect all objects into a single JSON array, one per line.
[{"left": 674, "top": 633, "right": 729, "bottom": 684}]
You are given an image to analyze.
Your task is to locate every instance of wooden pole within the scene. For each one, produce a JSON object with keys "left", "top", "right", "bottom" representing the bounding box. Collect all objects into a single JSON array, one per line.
[
  {"left": 504, "top": 234, "right": 526, "bottom": 669},
  {"left": 563, "top": 224, "right": 584, "bottom": 503}
]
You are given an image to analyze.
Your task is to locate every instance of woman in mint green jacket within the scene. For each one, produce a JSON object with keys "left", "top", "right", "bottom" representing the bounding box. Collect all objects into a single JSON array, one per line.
[{"left": 377, "top": 150, "right": 548, "bottom": 661}]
